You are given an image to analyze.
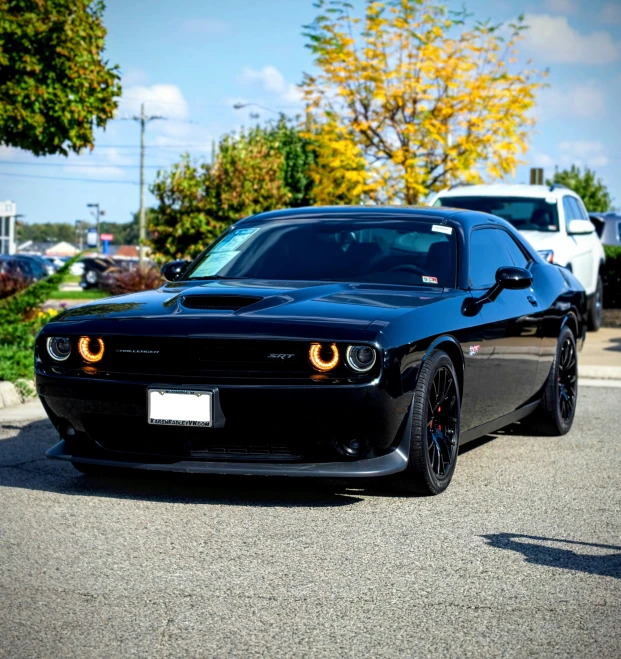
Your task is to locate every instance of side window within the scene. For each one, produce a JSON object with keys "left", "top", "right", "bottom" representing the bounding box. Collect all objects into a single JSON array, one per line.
[
  {"left": 470, "top": 229, "right": 514, "bottom": 289},
  {"left": 576, "top": 198, "right": 589, "bottom": 221},
  {"left": 497, "top": 231, "right": 530, "bottom": 268},
  {"left": 562, "top": 196, "right": 576, "bottom": 221}
]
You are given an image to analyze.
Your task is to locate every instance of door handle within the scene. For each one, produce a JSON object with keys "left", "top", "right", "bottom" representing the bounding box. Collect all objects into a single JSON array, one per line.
[{"left": 527, "top": 295, "right": 538, "bottom": 307}]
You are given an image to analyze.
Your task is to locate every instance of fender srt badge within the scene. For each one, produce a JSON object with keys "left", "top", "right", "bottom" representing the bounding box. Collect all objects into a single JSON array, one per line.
[
  {"left": 469, "top": 345, "right": 480, "bottom": 356},
  {"left": 422, "top": 276, "right": 438, "bottom": 284}
]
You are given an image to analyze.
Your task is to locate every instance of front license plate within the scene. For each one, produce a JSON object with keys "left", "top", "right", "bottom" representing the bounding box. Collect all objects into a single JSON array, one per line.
[{"left": 148, "top": 389, "right": 213, "bottom": 427}]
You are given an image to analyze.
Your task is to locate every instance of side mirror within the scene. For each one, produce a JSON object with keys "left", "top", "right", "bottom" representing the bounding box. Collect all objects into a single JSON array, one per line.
[
  {"left": 567, "top": 219, "right": 595, "bottom": 235},
  {"left": 495, "top": 266, "right": 533, "bottom": 291},
  {"left": 160, "top": 259, "right": 190, "bottom": 282},
  {"left": 475, "top": 266, "right": 533, "bottom": 307}
]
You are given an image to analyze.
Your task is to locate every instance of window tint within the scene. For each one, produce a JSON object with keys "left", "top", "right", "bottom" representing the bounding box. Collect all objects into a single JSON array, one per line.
[
  {"left": 497, "top": 231, "right": 530, "bottom": 268},
  {"left": 470, "top": 229, "right": 515, "bottom": 289},
  {"left": 185, "top": 219, "right": 458, "bottom": 287}
]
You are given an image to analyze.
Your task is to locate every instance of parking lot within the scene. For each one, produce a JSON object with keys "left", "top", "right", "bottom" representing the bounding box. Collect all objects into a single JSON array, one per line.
[{"left": 1, "top": 384, "right": 620, "bottom": 658}]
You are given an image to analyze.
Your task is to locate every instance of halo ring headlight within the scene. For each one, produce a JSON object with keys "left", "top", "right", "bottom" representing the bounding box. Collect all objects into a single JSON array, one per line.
[
  {"left": 46, "top": 337, "right": 72, "bottom": 361},
  {"left": 78, "top": 337, "right": 105, "bottom": 363},
  {"left": 309, "top": 342, "right": 339, "bottom": 372},
  {"left": 346, "top": 345, "right": 376, "bottom": 373}
]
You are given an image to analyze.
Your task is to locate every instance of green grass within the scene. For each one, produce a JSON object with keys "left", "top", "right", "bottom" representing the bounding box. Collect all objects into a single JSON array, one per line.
[
  {"left": 65, "top": 274, "right": 81, "bottom": 284},
  {"left": 48, "top": 289, "right": 109, "bottom": 300}
]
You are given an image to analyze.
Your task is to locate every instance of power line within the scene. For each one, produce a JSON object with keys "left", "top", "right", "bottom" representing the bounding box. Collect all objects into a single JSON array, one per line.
[
  {"left": 0, "top": 171, "right": 138, "bottom": 185},
  {"left": 0, "top": 160, "right": 165, "bottom": 169}
]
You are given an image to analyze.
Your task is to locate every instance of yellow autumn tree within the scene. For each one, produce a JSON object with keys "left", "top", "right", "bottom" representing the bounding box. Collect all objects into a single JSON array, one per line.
[{"left": 301, "top": 0, "right": 546, "bottom": 205}]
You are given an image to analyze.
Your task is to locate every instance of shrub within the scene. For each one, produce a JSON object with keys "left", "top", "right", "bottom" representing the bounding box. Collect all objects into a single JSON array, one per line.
[
  {"left": 0, "top": 259, "right": 75, "bottom": 382},
  {"left": 603, "top": 245, "right": 621, "bottom": 309},
  {"left": 101, "top": 265, "right": 164, "bottom": 296},
  {"left": 0, "top": 272, "right": 31, "bottom": 299}
]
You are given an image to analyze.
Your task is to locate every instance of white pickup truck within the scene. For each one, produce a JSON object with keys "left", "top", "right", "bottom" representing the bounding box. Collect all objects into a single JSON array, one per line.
[{"left": 430, "top": 183, "right": 606, "bottom": 331}]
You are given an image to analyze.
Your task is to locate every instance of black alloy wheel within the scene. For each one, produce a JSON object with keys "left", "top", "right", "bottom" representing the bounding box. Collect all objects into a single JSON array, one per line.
[
  {"left": 527, "top": 325, "right": 578, "bottom": 436},
  {"left": 557, "top": 337, "right": 577, "bottom": 423},
  {"left": 427, "top": 365, "right": 459, "bottom": 478},
  {"left": 391, "top": 349, "right": 461, "bottom": 495}
]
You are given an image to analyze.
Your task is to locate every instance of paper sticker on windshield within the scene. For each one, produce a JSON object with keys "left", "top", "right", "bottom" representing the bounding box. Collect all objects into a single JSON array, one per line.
[
  {"left": 432, "top": 225, "right": 452, "bottom": 234},
  {"left": 214, "top": 227, "right": 259, "bottom": 253},
  {"left": 422, "top": 276, "right": 438, "bottom": 284},
  {"left": 191, "top": 251, "right": 240, "bottom": 277}
]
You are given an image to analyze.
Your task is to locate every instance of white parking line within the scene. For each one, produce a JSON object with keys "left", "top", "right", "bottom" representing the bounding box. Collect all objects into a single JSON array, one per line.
[{"left": 579, "top": 378, "right": 621, "bottom": 388}]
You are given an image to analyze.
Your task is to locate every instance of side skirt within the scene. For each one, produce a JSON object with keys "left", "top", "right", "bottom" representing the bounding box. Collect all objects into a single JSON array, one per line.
[{"left": 460, "top": 400, "right": 541, "bottom": 445}]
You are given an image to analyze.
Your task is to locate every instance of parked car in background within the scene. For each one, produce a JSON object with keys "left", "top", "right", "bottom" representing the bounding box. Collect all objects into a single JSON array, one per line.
[
  {"left": 17, "top": 253, "right": 54, "bottom": 277},
  {"left": 70, "top": 260, "right": 85, "bottom": 276},
  {"left": 0, "top": 255, "right": 33, "bottom": 279},
  {"left": 13, "top": 254, "right": 49, "bottom": 280},
  {"left": 80, "top": 256, "right": 120, "bottom": 289},
  {"left": 431, "top": 184, "right": 606, "bottom": 331},
  {"left": 590, "top": 212, "right": 621, "bottom": 247}
]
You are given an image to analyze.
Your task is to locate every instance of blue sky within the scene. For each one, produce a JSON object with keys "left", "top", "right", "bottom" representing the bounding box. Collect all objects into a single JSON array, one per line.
[{"left": 2, "top": 0, "right": 621, "bottom": 227}]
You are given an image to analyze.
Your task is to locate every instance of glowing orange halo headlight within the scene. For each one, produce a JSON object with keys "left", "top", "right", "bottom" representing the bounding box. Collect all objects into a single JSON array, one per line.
[
  {"left": 309, "top": 342, "right": 339, "bottom": 372},
  {"left": 78, "top": 336, "right": 105, "bottom": 363}
]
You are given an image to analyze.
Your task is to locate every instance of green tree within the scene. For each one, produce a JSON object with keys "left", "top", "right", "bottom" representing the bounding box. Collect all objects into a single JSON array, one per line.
[
  {"left": 0, "top": 0, "right": 121, "bottom": 156},
  {"left": 546, "top": 165, "right": 612, "bottom": 212},
  {"left": 150, "top": 118, "right": 315, "bottom": 261}
]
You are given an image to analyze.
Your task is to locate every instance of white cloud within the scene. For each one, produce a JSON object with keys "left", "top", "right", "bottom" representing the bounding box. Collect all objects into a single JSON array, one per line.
[
  {"left": 240, "top": 66, "right": 302, "bottom": 104},
  {"left": 181, "top": 19, "right": 228, "bottom": 35},
  {"left": 601, "top": 3, "right": 621, "bottom": 24},
  {"left": 558, "top": 140, "right": 610, "bottom": 167},
  {"left": 538, "top": 80, "right": 606, "bottom": 119},
  {"left": 523, "top": 14, "right": 620, "bottom": 64},
  {"left": 118, "top": 84, "right": 189, "bottom": 120},
  {"left": 543, "top": 0, "right": 578, "bottom": 13}
]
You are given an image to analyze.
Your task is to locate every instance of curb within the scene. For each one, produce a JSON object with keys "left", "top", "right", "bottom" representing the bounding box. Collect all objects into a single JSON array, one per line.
[
  {"left": 580, "top": 365, "right": 621, "bottom": 381},
  {"left": 0, "top": 380, "right": 36, "bottom": 410}
]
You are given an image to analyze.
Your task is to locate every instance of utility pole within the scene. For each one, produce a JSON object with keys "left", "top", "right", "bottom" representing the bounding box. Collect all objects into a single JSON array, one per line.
[{"left": 134, "top": 103, "right": 164, "bottom": 267}]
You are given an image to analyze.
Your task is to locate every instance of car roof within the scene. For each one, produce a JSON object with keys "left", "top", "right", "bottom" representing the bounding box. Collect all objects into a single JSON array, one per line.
[
  {"left": 237, "top": 204, "right": 504, "bottom": 232},
  {"left": 435, "top": 183, "right": 581, "bottom": 200}
]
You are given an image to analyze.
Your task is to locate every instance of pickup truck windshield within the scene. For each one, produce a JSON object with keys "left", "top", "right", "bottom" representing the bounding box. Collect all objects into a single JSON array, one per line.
[
  {"left": 435, "top": 196, "right": 559, "bottom": 232},
  {"left": 185, "top": 219, "right": 457, "bottom": 288}
]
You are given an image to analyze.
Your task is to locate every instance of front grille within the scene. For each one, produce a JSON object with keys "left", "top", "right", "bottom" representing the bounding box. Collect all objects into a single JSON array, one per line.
[
  {"left": 180, "top": 295, "right": 262, "bottom": 310},
  {"left": 82, "top": 414, "right": 306, "bottom": 461}
]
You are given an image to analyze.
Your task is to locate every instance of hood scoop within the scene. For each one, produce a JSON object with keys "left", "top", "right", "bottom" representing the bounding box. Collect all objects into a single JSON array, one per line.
[{"left": 180, "top": 294, "right": 263, "bottom": 311}]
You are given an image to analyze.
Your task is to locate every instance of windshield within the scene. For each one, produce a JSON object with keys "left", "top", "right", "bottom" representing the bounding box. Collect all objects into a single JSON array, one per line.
[
  {"left": 185, "top": 219, "right": 457, "bottom": 287},
  {"left": 435, "top": 196, "right": 560, "bottom": 232}
]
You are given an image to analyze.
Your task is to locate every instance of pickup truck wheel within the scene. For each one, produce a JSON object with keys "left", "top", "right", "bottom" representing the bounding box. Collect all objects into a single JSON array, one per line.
[
  {"left": 587, "top": 275, "right": 603, "bottom": 332},
  {"left": 391, "top": 350, "right": 460, "bottom": 496}
]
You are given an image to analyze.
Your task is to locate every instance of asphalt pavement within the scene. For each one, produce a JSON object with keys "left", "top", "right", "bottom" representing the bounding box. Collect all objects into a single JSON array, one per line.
[{"left": 1, "top": 386, "right": 620, "bottom": 658}]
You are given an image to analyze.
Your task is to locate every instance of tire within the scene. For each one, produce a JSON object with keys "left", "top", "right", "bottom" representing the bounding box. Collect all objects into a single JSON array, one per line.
[
  {"left": 391, "top": 350, "right": 460, "bottom": 495},
  {"left": 587, "top": 275, "right": 603, "bottom": 332},
  {"left": 528, "top": 326, "right": 578, "bottom": 436}
]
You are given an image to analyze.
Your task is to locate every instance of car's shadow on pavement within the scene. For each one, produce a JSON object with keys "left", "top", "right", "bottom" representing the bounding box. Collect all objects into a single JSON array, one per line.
[
  {"left": 482, "top": 533, "right": 621, "bottom": 580},
  {"left": 0, "top": 417, "right": 542, "bottom": 506}
]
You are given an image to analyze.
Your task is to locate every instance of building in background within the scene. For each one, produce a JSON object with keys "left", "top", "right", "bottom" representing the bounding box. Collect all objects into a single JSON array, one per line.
[{"left": 0, "top": 201, "right": 16, "bottom": 255}]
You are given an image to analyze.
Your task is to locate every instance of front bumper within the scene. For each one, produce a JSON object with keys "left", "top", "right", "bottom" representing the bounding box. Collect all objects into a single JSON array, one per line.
[{"left": 38, "top": 372, "right": 412, "bottom": 478}]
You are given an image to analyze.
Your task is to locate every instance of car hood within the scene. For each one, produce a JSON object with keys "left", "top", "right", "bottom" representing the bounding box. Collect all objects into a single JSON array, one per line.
[
  {"left": 519, "top": 230, "right": 559, "bottom": 251},
  {"left": 48, "top": 279, "right": 446, "bottom": 340}
]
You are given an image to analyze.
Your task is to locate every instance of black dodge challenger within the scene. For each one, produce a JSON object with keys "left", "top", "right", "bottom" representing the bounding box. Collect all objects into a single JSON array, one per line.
[{"left": 37, "top": 206, "right": 586, "bottom": 495}]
